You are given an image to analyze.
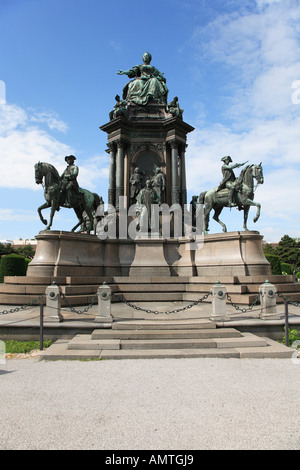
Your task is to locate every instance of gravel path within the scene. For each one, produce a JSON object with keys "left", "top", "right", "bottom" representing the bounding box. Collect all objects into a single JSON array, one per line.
[{"left": 0, "top": 357, "right": 299, "bottom": 450}]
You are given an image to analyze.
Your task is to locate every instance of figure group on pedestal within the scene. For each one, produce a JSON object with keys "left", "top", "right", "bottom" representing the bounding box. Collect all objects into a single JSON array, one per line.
[
  {"left": 130, "top": 166, "right": 166, "bottom": 206},
  {"left": 109, "top": 52, "right": 184, "bottom": 120},
  {"left": 129, "top": 165, "right": 166, "bottom": 234}
]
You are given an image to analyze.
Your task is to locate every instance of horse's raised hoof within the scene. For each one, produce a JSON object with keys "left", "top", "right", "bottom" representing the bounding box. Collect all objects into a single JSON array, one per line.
[
  {"left": 42, "top": 219, "right": 47, "bottom": 225},
  {"left": 253, "top": 217, "right": 258, "bottom": 223}
]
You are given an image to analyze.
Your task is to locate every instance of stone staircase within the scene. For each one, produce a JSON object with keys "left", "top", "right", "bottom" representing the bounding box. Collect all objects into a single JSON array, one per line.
[
  {"left": 40, "top": 318, "right": 294, "bottom": 360},
  {"left": 1, "top": 274, "right": 300, "bottom": 306}
]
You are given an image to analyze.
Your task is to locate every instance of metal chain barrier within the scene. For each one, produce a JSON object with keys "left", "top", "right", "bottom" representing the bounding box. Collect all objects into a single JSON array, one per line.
[
  {"left": 123, "top": 292, "right": 211, "bottom": 315},
  {"left": 0, "top": 293, "right": 45, "bottom": 315},
  {"left": 226, "top": 293, "right": 260, "bottom": 314},
  {"left": 277, "top": 292, "right": 300, "bottom": 308},
  {"left": 59, "top": 290, "right": 98, "bottom": 315}
]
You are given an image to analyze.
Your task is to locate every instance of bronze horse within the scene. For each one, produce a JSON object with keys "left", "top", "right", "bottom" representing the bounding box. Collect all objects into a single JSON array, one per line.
[
  {"left": 35, "top": 161, "right": 102, "bottom": 233},
  {"left": 198, "top": 163, "right": 264, "bottom": 234}
]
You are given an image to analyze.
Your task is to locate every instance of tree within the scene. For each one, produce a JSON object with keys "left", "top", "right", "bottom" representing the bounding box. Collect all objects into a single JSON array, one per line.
[
  {"left": 15, "top": 244, "right": 35, "bottom": 260},
  {"left": 0, "top": 243, "right": 14, "bottom": 256},
  {"left": 275, "top": 235, "right": 300, "bottom": 269},
  {"left": 263, "top": 243, "right": 275, "bottom": 255}
]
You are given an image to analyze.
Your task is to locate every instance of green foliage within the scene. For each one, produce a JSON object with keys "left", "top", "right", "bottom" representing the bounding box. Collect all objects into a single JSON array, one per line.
[
  {"left": 15, "top": 244, "right": 35, "bottom": 260},
  {"left": 24, "top": 258, "right": 31, "bottom": 271},
  {"left": 275, "top": 235, "right": 300, "bottom": 270},
  {"left": 264, "top": 253, "right": 282, "bottom": 275},
  {"left": 281, "top": 262, "right": 293, "bottom": 275},
  {"left": 297, "top": 272, "right": 300, "bottom": 280},
  {"left": 0, "top": 254, "right": 27, "bottom": 282},
  {"left": 5, "top": 340, "right": 53, "bottom": 354},
  {"left": 282, "top": 327, "right": 300, "bottom": 348},
  {"left": 263, "top": 243, "right": 275, "bottom": 255},
  {"left": 0, "top": 243, "right": 14, "bottom": 256}
]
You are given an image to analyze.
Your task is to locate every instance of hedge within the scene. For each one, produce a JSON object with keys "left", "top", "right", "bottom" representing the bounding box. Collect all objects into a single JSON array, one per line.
[
  {"left": 281, "top": 262, "right": 293, "bottom": 275},
  {"left": 265, "top": 253, "right": 282, "bottom": 275},
  {"left": 0, "top": 254, "right": 27, "bottom": 283}
]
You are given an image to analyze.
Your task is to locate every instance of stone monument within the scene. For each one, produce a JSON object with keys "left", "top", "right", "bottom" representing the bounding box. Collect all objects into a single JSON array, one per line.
[{"left": 4, "top": 51, "right": 299, "bottom": 307}]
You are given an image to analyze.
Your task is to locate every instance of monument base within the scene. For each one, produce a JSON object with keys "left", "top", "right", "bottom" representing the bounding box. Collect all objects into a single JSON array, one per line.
[
  {"left": 3, "top": 229, "right": 299, "bottom": 307},
  {"left": 195, "top": 231, "right": 271, "bottom": 277},
  {"left": 25, "top": 230, "right": 270, "bottom": 279},
  {"left": 128, "top": 238, "right": 171, "bottom": 277}
]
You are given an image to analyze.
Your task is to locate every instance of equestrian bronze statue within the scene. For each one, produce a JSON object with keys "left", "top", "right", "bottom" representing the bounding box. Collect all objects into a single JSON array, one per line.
[
  {"left": 34, "top": 158, "right": 103, "bottom": 234},
  {"left": 197, "top": 157, "right": 264, "bottom": 234}
]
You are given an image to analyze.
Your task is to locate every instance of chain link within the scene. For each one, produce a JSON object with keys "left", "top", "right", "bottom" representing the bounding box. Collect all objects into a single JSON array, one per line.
[
  {"left": 0, "top": 293, "right": 45, "bottom": 315},
  {"left": 1, "top": 287, "right": 299, "bottom": 319},
  {"left": 123, "top": 292, "right": 211, "bottom": 315},
  {"left": 60, "top": 291, "right": 98, "bottom": 315},
  {"left": 277, "top": 292, "right": 300, "bottom": 308},
  {"left": 226, "top": 293, "right": 260, "bottom": 313}
]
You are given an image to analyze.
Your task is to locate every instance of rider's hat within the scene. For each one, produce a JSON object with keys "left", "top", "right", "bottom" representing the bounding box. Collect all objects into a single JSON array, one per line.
[
  {"left": 221, "top": 156, "right": 232, "bottom": 163},
  {"left": 65, "top": 155, "right": 76, "bottom": 162}
]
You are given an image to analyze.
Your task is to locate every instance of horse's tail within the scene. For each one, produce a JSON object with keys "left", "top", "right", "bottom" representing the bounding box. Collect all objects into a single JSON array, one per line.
[
  {"left": 93, "top": 193, "right": 103, "bottom": 211},
  {"left": 198, "top": 191, "right": 207, "bottom": 205}
]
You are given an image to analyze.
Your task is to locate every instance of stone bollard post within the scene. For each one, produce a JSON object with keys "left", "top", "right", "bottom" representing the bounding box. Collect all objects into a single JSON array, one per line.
[
  {"left": 210, "top": 281, "right": 229, "bottom": 322},
  {"left": 44, "top": 282, "right": 63, "bottom": 322},
  {"left": 259, "top": 280, "right": 280, "bottom": 320},
  {"left": 94, "top": 282, "right": 113, "bottom": 327}
]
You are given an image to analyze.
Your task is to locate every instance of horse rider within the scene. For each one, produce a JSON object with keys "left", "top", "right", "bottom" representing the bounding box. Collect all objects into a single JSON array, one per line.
[
  {"left": 217, "top": 156, "right": 248, "bottom": 207},
  {"left": 60, "top": 155, "right": 80, "bottom": 208}
]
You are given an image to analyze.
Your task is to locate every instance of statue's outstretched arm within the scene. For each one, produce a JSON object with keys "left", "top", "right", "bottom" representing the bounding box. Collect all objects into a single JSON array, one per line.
[{"left": 117, "top": 68, "right": 137, "bottom": 79}]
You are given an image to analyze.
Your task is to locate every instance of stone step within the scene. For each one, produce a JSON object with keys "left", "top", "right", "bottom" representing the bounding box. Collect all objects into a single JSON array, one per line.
[
  {"left": 182, "top": 292, "right": 258, "bottom": 305},
  {"left": 91, "top": 327, "right": 242, "bottom": 340},
  {"left": 40, "top": 335, "right": 295, "bottom": 360},
  {"left": 186, "top": 284, "right": 248, "bottom": 293},
  {"left": 115, "top": 292, "right": 184, "bottom": 302},
  {"left": 237, "top": 275, "right": 295, "bottom": 284},
  {"left": 244, "top": 283, "right": 300, "bottom": 294},
  {"left": 68, "top": 332, "right": 268, "bottom": 351},
  {"left": 111, "top": 319, "right": 216, "bottom": 330},
  {"left": 115, "top": 284, "right": 187, "bottom": 292}
]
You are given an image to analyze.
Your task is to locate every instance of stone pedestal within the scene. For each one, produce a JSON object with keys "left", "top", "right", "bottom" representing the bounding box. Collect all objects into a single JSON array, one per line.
[
  {"left": 27, "top": 231, "right": 105, "bottom": 277},
  {"left": 259, "top": 280, "right": 280, "bottom": 320},
  {"left": 94, "top": 283, "right": 113, "bottom": 327},
  {"left": 129, "top": 237, "right": 171, "bottom": 276},
  {"left": 210, "top": 281, "right": 230, "bottom": 322},
  {"left": 44, "top": 283, "right": 63, "bottom": 323},
  {"left": 195, "top": 231, "right": 271, "bottom": 277}
]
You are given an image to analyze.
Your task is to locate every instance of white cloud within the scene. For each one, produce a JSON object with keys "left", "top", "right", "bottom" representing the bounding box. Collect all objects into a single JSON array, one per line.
[
  {"left": 29, "top": 110, "right": 69, "bottom": 133},
  {"left": 0, "top": 102, "right": 109, "bottom": 192},
  {"left": 184, "top": 0, "right": 300, "bottom": 240},
  {"left": 0, "top": 80, "right": 6, "bottom": 105},
  {"left": 0, "top": 104, "right": 73, "bottom": 190},
  {"left": 0, "top": 208, "right": 37, "bottom": 222}
]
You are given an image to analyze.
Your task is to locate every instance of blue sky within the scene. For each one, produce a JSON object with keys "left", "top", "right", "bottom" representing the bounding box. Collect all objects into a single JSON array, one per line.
[{"left": 0, "top": 0, "right": 300, "bottom": 242}]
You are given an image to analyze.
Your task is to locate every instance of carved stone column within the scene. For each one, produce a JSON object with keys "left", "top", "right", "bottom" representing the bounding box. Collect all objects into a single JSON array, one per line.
[
  {"left": 116, "top": 140, "right": 125, "bottom": 211},
  {"left": 107, "top": 143, "right": 116, "bottom": 207},
  {"left": 180, "top": 144, "right": 187, "bottom": 206},
  {"left": 170, "top": 139, "right": 180, "bottom": 205}
]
